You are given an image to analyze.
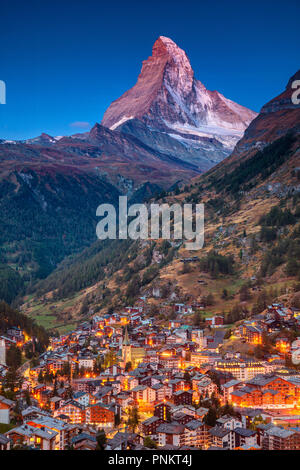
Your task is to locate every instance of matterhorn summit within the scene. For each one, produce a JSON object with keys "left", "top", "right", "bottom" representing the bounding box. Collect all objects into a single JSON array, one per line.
[{"left": 102, "top": 36, "right": 257, "bottom": 170}]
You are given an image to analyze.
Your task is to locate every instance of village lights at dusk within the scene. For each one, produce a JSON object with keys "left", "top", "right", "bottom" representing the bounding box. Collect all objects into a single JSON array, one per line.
[
  {"left": 2, "top": 300, "right": 300, "bottom": 451},
  {"left": 0, "top": 0, "right": 299, "bottom": 458}
]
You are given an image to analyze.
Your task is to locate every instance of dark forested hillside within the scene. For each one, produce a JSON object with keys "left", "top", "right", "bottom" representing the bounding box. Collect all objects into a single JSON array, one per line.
[
  {"left": 0, "top": 265, "right": 24, "bottom": 304},
  {"left": 32, "top": 239, "right": 135, "bottom": 299},
  {"left": 0, "top": 301, "right": 49, "bottom": 350},
  {"left": 0, "top": 169, "right": 121, "bottom": 301}
]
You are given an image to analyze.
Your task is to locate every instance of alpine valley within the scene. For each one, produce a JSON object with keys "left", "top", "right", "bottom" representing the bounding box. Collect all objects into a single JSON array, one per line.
[
  {"left": 0, "top": 38, "right": 299, "bottom": 339},
  {"left": 0, "top": 36, "right": 256, "bottom": 302}
]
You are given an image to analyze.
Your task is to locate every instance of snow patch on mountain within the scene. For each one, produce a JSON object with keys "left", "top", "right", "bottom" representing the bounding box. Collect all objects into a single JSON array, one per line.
[{"left": 110, "top": 115, "right": 135, "bottom": 130}]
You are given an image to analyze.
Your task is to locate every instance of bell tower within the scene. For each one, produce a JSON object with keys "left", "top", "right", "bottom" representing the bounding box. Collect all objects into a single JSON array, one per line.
[{"left": 122, "top": 325, "right": 131, "bottom": 366}]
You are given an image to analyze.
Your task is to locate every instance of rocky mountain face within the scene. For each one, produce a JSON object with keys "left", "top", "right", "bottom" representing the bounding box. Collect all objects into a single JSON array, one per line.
[
  {"left": 229, "top": 70, "right": 300, "bottom": 160},
  {"left": 206, "top": 69, "right": 300, "bottom": 184},
  {"left": 102, "top": 36, "right": 257, "bottom": 169}
]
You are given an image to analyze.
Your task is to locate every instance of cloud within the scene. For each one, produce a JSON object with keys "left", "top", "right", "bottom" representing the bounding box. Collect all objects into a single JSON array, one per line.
[{"left": 69, "top": 121, "right": 91, "bottom": 130}]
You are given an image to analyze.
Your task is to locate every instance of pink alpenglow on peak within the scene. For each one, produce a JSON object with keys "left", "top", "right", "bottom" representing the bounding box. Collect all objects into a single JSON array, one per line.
[{"left": 101, "top": 36, "right": 257, "bottom": 169}]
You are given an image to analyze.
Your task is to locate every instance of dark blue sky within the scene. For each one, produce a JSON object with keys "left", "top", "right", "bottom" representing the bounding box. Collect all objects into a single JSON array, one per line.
[{"left": 0, "top": 0, "right": 299, "bottom": 140}]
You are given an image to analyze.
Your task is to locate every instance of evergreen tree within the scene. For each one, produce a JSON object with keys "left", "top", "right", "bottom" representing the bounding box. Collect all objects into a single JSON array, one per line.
[
  {"left": 127, "top": 405, "right": 140, "bottom": 432},
  {"left": 144, "top": 436, "right": 158, "bottom": 449},
  {"left": 204, "top": 407, "right": 217, "bottom": 427},
  {"left": 37, "top": 370, "right": 44, "bottom": 383},
  {"left": 96, "top": 429, "right": 107, "bottom": 450},
  {"left": 6, "top": 345, "right": 22, "bottom": 369},
  {"left": 53, "top": 376, "right": 58, "bottom": 396},
  {"left": 25, "top": 389, "right": 32, "bottom": 406},
  {"left": 2, "top": 368, "right": 23, "bottom": 399},
  {"left": 65, "top": 384, "right": 73, "bottom": 400},
  {"left": 222, "top": 289, "right": 228, "bottom": 300}
]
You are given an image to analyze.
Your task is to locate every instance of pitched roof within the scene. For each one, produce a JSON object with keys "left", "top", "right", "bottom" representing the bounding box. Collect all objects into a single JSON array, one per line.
[
  {"left": 71, "top": 433, "right": 97, "bottom": 444},
  {"left": 185, "top": 419, "right": 204, "bottom": 430},
  {"left": 266, "top": 426, "right": 296, "bottom": 438},
  {"left": 7, "top": 424, "right": 58, "bottom": 440},
  {"left": 209, "top": 426, "right": 231, "bottom": 438},
  {"left": 157, "top": 422, "right": 185, "bottom": 434},
  {"left": 234, "top": 427, "right": 256, "bottom": 437}
]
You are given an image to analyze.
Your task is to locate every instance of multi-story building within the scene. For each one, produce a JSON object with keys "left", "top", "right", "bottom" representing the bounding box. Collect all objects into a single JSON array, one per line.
[
  {"left": 173, "top": 390, "right": 193, "bottom": 406},
  {"left": 215, "top": 360, "right": 265, "bottom": 381},
  {"left": 54, "top": 400, "right": 85, "bottom": 424},
  {"left": 141, "top": 416, "right": 165, "bottom": 436},
  {"left": 192, "top": 374, "right": 217, "bottom": 399},
  {"left": 154, "top": 401, "right": 174, "bottom": 421},
  {"left": 184, "top": 420, "right": 211, "bottom": 449},
  {"left": 205, "top": 316, "right": 224, "bottom": 328},
  {"left": 209, "top": 426, "right": 233, "bottom": 449},
  {"left": 85, "top": 403, "right": 114, "bottom": 429},
  {"left": 78, "top": 355, "right": 95, "bottom": 370},
  {"left": 131, "top": 385, "right": 156, "bottom": 404},
  {"left": 231, "top": 375, "right": 300, "bottom": 409},
  {"left": 241, "top": 324, "right": 263, "bottom": 345},
  {"left": 0, "top": 396, "right": 14, "bottom": 424},
  {"left": 26, "top": 416, "right": 77, "bottom": 450},
  {"left": 222, "top": 379, "right": 243, "bottom": 403},
  {"left": 191, "top": 329, "right": 206, "bottom": 349},
  {"left": 233, "top": 427, "right": 257, "bottom": 449},
  {"left": 157, "top": 422, "right": 185, "bottom": 447},
  {"left": 6, "top": 424, "right": 57, "bottom": 450},
  {"left": 262, "top": 426, "right": 300, "bottom": 450}
]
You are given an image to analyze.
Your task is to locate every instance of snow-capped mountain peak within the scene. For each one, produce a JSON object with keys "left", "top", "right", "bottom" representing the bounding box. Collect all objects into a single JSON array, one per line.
[{"left": 101, "top": 37, "right": 257, "bottom": 170}]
